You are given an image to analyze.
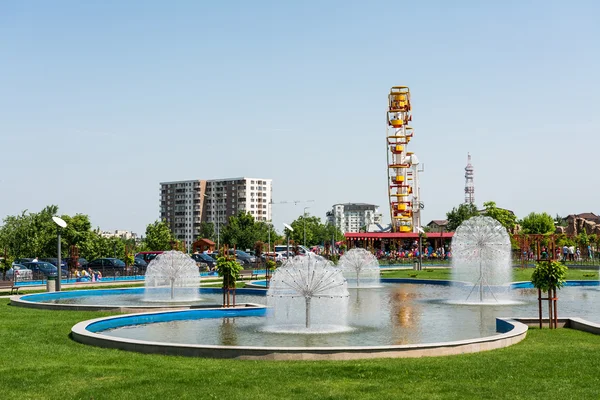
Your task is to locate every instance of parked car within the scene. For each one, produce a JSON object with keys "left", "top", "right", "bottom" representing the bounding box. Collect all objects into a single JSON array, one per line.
[
  {"left": 13, "top": 258, "right": 33, "bottom": 266},
  {"left": 276, "top": 251, "right": 295, "bottom": 260},
  {"left": 228, "top": 249, "right": 256, "bottom": 265},
  {"left": 39, "top": 258, "right": 67, "bottom": 269},
  {"left": 261, "top": 252, "right": 283, "bottom": 262},
  {"left": 86, "top": 258, "right": 127, "bottom": 273},
  {"left": 135, "top": 251, "right": 164, "bottom": 265},
  {"left": 191, "top": 253, "right": 216, "bottom": 270},
  {"left": 6, "top": 264, "right": 33, "bottom": 281},
  {"left": 22, "top": 261, "right": 68, "bottom": 277},
  {"left": 66, "top": 258, "right": 88, "bottom": 269},
  {"left": 132, "top": 257, "right": 148, "bottom": 273},
  {"left": 274, "top": 245, "right": 313, "bottom": 255}
]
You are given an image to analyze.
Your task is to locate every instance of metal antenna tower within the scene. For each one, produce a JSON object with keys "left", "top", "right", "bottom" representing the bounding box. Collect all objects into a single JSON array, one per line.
[{"left": 464, "top": 153, "right": 475, "bottom": 205}]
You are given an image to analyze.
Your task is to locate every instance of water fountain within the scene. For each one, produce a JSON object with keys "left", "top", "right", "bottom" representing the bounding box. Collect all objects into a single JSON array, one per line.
[
  {"left": 264, "top": 254, "right": 350, "bottom": 333},
  {"left": 339, "top": 248, "right": 381, "bottom": 288},
  {"left": 450, "top": 216, "right": 514, "bottom": 304},
  {"left": 144, "top": 250, "right": 200, "bottom": 302}
]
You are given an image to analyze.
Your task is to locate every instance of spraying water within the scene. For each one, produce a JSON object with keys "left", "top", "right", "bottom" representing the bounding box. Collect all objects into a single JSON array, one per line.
[
  {"left": 339, "top": 248, "right": 381, "bottom": 288},
  {"left": 144, "top": 251, "right": 200, "bottom": 302},
  {"left": 264, "top": 254, "right": 350, "bottom": 333},
  {"left": 451, "top": 216, "right": 514, "bottom": 304}
]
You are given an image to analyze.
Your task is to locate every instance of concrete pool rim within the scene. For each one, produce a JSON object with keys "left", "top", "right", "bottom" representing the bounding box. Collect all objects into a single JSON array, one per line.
[{"left": 70, "top": 306, "right": 529, "bottom": 360}]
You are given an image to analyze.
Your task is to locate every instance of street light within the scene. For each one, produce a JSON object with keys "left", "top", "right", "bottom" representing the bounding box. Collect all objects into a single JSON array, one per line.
[
  {"left": 303, "top": 207, "right": 310, "bottom": 248},
  {"left": 52, "top": 216, "right": 67, "bottom": 291},
  {"left": 203, "top": 193, "right": 219, "bottom": 252},
  {"left": 283, "top": 223, "right": 294, "bottom": 257},
  {"left": 417, "top": 226, "right": 424, "bottom": 271}
]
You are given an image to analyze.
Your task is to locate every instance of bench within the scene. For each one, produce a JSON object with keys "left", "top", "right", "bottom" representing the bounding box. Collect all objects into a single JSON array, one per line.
[
  {"left": 239, "top": 270, "right": 262, "bottom": 280},
  {"left": 0, "top": 279, "right": 21, "bottom": 295},
  {"left": 239, "top": 270, "right": 254, "bottom": 280}
]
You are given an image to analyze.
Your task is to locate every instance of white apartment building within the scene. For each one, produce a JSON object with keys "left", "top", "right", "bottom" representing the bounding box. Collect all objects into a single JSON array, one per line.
[
  {"left": 326, "top": 203, "right": 382, "bottom": 234},
  {"left": 159, "top": 177, "right": 272, "bottom": 245}
]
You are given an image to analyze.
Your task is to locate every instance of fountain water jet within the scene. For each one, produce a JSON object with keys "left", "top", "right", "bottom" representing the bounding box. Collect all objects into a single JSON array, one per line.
[
  {"left": 144, "top": 251, "right": 200, "bottom": 302},
  {"left": 265, "top": 254, "right": 350, "bottom": 332},
  {"left": 339, "top": 248, "right": 381, "bottom": 288},
  {"left": 451, "top": 216, "right": 514, "bottom": 304}
]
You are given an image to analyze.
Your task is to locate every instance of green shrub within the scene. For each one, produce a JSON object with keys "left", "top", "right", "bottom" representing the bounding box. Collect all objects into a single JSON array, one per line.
[
  {"left": 216, "top": 256, "right": 242, "bottom": 289},
  {"left": 266, "top": 260, "right": 276, "bottom": 271},
  {"left": 531, "top": 260, "right": 567, "bottom": 292}
]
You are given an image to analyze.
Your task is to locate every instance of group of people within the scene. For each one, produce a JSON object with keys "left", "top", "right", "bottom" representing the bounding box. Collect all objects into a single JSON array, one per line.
[
  {"left": 375, "top": 243, "right": 451, "bottom": 261},
  {"left": 562, "top": 245, "right": 582, "bottom": 262},
  {"left": 74, "top": 267, "right": 102, "bottom": 282}
]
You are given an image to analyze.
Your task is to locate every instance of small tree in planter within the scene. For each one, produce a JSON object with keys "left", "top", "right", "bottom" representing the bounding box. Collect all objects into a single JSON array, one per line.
[
  {"left": 265, "top": 259, "right": 276, "bottom": 286},
  {"left": 531, "top": 260, "right": 567, "bottom": 329},
  {"left": 216, "top": 255, "right": 242, "bottom": 308}
]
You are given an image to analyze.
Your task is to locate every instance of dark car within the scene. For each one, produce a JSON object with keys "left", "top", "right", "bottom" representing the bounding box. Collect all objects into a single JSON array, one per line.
[
  {"left": 228, "top": 249, "right": 256, "bottom": 265},
  {"left": 86, "top": 258, "right": 126, "bottom": 273},
  {"left": 66, "top": 258, "right": 88, "bottom": 269},
  {"left": 191, "top": 253, "right": 216, "bottom": 270},
  {"left": 13, "top": 258, "right": 33, "bottom": 266},
  {"left": 22, "top": 261, "right": 68, "bottom": 277},
  {"left": 39, "top": 258, "right": 68, "bottom": 269},
  {"left": 133, "top": 257, "right": 148, "bottom": 273}
]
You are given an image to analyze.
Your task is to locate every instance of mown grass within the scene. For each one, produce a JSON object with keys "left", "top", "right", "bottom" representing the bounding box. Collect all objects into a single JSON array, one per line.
[
  {"left": 381, "top": 268, "right": 599, "bottom": 281},
  {"left": 1, "top": 300, "right": 600, "bottom": 399}
]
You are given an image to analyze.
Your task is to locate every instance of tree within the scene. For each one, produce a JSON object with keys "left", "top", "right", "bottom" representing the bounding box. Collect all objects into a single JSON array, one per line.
[
  {"left": 197, "top": 222, "right": 214, "bottom": 241},
  {"left": 445, "top": 203, "right": 479, "bottom": 232},
  {"left": 519, "top": 212, "right": 555, "bottom": 234},
  {"left": 554, "top": 214, "right": 568, "bottom": 227},
  {"left": 216, "top": 255, "right": 242, "bottom": 307},
  {"left": 60, "top": 214, "right": 92, "bottom": 248},
  {"left": 0, "top": 205, "right": 60, "bottom": 258},
  {"left": 143, "top": 220, "right": 175, "bottom": 251},
  {"left": 482, "top": 201, "right": 517, "bottom": 232},
  {"left": 531, "top": 260, "right": 567, "bottom": 329},
  {"left": 287, "top": 214, "right": 344, "bottom": 247}
]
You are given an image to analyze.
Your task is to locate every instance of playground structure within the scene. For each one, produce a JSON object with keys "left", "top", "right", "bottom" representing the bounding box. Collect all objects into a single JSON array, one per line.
[{"left": 386, "top": 86, "right": 421, "bottom": 233}]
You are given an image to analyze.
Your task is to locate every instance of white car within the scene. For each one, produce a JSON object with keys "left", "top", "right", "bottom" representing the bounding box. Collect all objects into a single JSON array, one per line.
[
  {"left": 262, "top": 252, "right": 284, "bottom": 263},
  {"left": 6, "top": 264, "right": 33, "bottom": 281}
]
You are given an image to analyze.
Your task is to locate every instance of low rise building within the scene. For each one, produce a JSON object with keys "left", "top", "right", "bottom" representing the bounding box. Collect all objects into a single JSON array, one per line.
[
  {"left": 426, "top": 220, "right": 449, "bottom": 233},
  {"left": 100, "top": 230, "right": 139, "bottom": 240}
]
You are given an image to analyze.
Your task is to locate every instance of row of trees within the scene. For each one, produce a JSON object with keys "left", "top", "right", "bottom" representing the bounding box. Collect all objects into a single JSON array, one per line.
[
  {"left": 445, "top": 201, "right": 559, "bottom": 235},
  {"left": 0, "top": 206, "right": 155, "bottom": 267},
  {"left": 0, "top": 206, "right": 345, "bottom": 267},
  {"left": 186, "top": 212, "right": 344, "bottom": 251},
  {"left": 444, "top": 201, "right": 600, "bottom": 252}
]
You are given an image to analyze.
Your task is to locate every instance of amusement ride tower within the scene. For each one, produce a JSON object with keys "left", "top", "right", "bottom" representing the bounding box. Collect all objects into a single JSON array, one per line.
[{"left": 386, "top": 86, "right": 421, "bottom": 233}]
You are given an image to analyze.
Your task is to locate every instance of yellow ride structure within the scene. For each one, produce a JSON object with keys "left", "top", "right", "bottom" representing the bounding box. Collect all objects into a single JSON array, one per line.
[{"left": 386, "top": 86, "right": 419, "bottom": 233}]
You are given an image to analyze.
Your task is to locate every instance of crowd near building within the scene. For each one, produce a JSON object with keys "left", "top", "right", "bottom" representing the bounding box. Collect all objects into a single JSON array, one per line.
[{"left": 159, "top": 177, "right": 272, "bottom": 244}]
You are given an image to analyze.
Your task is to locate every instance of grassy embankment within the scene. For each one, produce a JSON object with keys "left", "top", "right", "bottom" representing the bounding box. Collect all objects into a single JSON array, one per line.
[
  {"left": 381, "top": 268, "right": 599, "bottom": 281},
  {"left": 1, "top": 299, "right": 600, "bottom": 399}
]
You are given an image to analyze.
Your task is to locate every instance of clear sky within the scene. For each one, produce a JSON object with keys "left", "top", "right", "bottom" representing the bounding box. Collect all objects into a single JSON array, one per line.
[{"left": 1, "top": 0, "right": 599, "bottom": 236}]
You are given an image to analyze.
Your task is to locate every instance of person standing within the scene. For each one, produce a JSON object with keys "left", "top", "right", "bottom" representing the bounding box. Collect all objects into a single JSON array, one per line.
[
  {"left": 562, "top": 245, "right": 568, "bottom": 262},
  {"left": 569, "top": 245, "right": 575, "bottom": 261}
]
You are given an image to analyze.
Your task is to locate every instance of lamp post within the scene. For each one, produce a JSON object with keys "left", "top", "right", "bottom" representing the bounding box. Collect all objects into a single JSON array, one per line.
[
  {"left": 283, "top": 223, "right": 294, "bottom": 258},
  {"left": 303, "top": 207, "right": 310, "bottom": 248},
  {"left": 52, "top": 217, "right": 67, "bottom": 291},
  {"left": 204, "top": 192, "right": 219, "bottom": 252},
  {"left": 417, "top": 226, "right": 424, "bottom": 271}
]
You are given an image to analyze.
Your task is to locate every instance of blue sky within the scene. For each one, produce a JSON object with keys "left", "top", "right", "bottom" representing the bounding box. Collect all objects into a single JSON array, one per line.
[{"left": 1, "top": 0, "right": 599, "bottom": 235}]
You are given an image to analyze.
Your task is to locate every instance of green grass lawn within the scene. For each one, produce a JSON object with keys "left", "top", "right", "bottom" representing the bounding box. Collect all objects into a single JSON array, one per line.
[
  {"left": 381, "top": 268, "right": 599, "bottom": 282},
  {"left": 0, "top": 300, "right": 599, "bottom": 399}
]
